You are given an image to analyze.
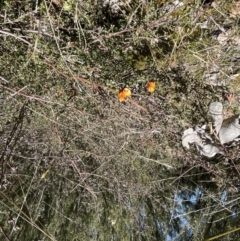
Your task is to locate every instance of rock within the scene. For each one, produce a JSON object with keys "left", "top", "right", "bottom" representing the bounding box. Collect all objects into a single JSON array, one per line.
[
  {"left": 199, "top": 144, "right": 224, "bottom": 158},
  {"left": 182, "top": 128, "right": 202, "bottom": 149},
  {"left": 219, "top": 115, "right": 240, "bottom": 144},
  {"left": 209, "top": 102, "right": 223, "bottom": 134}
]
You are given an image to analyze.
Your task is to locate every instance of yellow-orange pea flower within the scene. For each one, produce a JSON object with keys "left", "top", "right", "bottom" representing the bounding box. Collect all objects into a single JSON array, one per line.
[
  {"left": 147, "top": 80, "right": 156, "bottom": 93},
  {"left": 118, "top": 88, "right": 131, "bottom": 102}
]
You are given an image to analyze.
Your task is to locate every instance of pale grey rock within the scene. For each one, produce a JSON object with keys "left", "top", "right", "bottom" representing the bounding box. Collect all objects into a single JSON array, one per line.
[
  {"left": 182, "top": 128, "right": 202, "bottom": 149},
  {"left": 219, "top": 115, "right": 240, "bottom": 144},
  {"left": 199, "top": 144, "right": 224, "bottom": 158},
  {"left": 209, "top": 102, "right": 223, "bottom": 134}
]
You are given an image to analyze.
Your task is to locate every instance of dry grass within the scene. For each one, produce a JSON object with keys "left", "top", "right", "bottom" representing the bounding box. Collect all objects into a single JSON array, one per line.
[{"left": 1, "top": 0, "right": 240, "bottom": 240}]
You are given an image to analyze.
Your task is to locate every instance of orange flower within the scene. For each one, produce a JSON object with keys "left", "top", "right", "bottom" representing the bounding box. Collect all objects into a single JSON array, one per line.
[
  {"left": 147, "top": 80, "right": 156, "bottom": 93},
  {"left": 118, "top": 88, "right": 131, "bottom": 102}
]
